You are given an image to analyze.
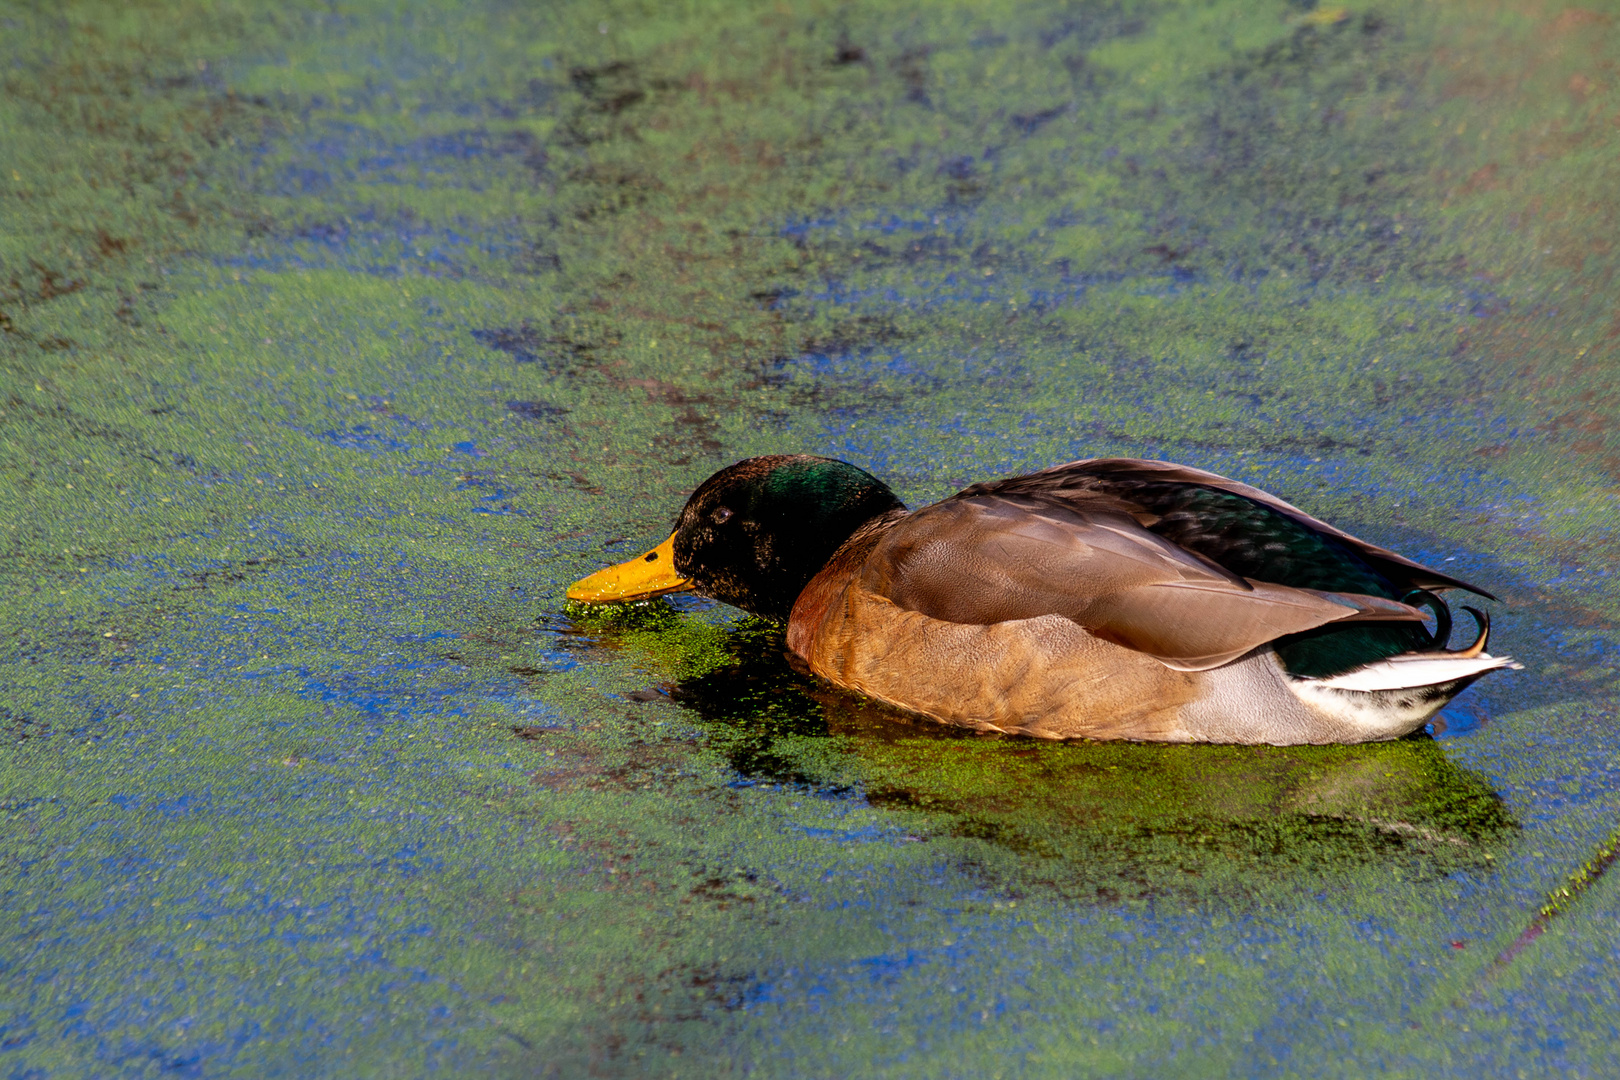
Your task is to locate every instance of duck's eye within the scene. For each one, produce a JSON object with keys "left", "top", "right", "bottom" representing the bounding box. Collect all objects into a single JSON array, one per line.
[{"left": 712, "top": 507, "right": 733, "bottom": 524}]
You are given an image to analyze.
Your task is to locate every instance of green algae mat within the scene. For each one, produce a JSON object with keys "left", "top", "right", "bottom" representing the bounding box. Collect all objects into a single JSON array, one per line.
[{"left": 4, "top": 0, "right": 1619, "bottom": 1075}]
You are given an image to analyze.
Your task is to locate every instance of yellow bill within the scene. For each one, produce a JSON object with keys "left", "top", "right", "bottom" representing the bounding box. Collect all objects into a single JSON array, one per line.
[{"left": 566, "top": 534, "right": 694, "bottom": 603}]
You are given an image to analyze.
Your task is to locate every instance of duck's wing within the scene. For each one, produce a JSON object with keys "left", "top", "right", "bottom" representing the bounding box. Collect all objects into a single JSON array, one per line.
[
  {"left": 859, "top": 493, "right": 1428, "bottom": 672},
  {"left": 958, "top": 457, "right": 1494, "bottom": 599}
]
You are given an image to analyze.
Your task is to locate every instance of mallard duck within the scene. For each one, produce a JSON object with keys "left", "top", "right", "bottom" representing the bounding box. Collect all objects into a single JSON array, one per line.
[{"left": 567, "top": 455, "right": 1517, "bottom": 744}]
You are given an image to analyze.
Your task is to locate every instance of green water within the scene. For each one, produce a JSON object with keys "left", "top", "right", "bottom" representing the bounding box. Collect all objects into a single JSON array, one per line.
[{"left": 3, "top": 0, "right": 1619, "bottom": 1075}]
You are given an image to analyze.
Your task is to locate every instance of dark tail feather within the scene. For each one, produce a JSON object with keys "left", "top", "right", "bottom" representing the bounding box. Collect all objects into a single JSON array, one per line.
[
  {"left": 1401, "top": 589, "right": 1453, "bottom": 650},
  {"left": 1452, "top": 606, "right": 1490, "bottom": 659}
]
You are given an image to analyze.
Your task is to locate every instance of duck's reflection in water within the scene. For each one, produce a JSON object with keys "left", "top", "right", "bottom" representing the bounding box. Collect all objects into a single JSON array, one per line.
[{"left": 599, "top": 608, "right": 1515, "bottom": 901}]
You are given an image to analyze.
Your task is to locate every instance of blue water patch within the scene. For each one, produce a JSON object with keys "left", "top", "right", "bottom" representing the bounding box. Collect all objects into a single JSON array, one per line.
[
  {"left": 315, "top": 424, "right": 412, "bottom": 452},
  {"left": 265, "top": 122, "right": 546, "bottom": 196},
  {"left": 796, "top": 824, "right": 908, "bottom": 844},
  {"left": 505, "top": 399, "right": 569, "bottom": 420},
  {"left": 486, "top": 697, "right": 570, "bottom": 728},
  {"left": 391, "top": 631, "right": 460, "bottom": 645},
  {"left": 472, "top": 327, "right": 547, "bottom": 363},
  {"left": 218, "top": 211, "right": 529, "bottom": 280},
  {"left": 454, "top": 473, "right": 526, "bottom": 515}
]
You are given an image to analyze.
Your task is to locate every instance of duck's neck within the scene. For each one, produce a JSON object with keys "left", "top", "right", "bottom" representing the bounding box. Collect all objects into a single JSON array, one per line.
[
  {"left": 786, "top": 508, "right": 908, "bottom": 657},
  {"left": 746, "top": 496, "right": 905, "bottom": 620}
]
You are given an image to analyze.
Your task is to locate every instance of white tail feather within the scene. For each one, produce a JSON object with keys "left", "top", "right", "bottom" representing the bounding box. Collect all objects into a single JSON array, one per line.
[{"left": 1311, "top": 652, "right": 1521, "bottom": 693}]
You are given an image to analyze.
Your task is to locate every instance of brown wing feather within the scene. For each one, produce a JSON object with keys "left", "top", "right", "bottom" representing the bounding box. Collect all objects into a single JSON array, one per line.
[
  {"left": 858, "top": 495, "right": 1425, "bottom": 671},
  {"left": 966, "top": 458, "right": 1494, "bottom": 599}
]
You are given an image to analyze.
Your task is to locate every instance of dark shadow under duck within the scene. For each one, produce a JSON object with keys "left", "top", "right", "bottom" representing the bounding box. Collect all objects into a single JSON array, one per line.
[{"left": 568, "top": 455, "right": 1518, "bottom": 745}]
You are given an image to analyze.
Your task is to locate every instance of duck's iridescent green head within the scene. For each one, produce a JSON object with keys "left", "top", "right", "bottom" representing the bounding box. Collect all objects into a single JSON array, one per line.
[{"left": 567, "top": 455, "right": 904, "bottom": 620}]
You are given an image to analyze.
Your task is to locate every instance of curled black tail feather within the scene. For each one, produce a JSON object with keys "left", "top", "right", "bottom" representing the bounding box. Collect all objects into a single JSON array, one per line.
[
  {"left": 1401, "top": 589, "right": 1453, "bottom": 650},
  {"left": 1454, "top": 607, "right": 1490, "bottom": 658}
]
